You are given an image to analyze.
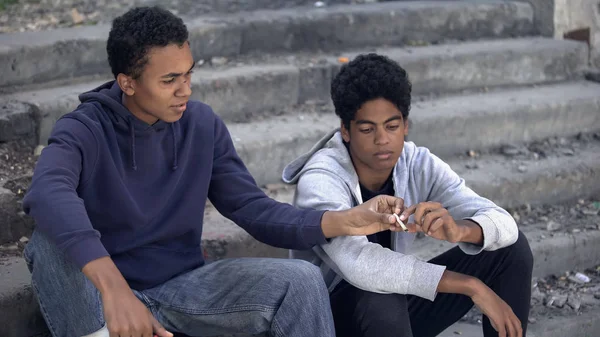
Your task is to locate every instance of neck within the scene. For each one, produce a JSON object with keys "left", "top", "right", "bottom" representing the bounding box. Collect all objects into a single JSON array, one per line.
[
  {"left": 122, "top": 94, "right": 158, "bottom": 125},
  {"left": 355, "top": 165, "right": 392, "bottom": 191}
]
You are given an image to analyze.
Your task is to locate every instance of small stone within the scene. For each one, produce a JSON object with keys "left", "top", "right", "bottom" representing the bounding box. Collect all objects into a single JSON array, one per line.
[
  {"left": 539, "top": 216, "right": 549, "bottom": 222},
  {"left": 453, "top": 332, "right": 462, "bottom": 335},
  {"left": 546, "top": 220, "right": 562, "bottom": 232},
  {"left": 571, "top": 228, "right": 581, "bottom": 233},
  {"left": 531, "top": 288, "right": 545, "bottom": 303},
  {"left": 467, "top": 150, "right": 478, "bottom": 157},
  {"left": 33, "top": 145, "right": 45, "bottom": 157},
  {"left": 518, "top": 165, "right": 527, "bottom": 173},
  {"left": 19, "top": 236, "right": 29, "bottom": 243},
  {"left": 314, "top": 1, "right": 326, "bottom": 7},
  {"left": 580, "top": 294, "right": 600, "bottom": 306},
  {"left": 210, "top": 57, "right": 228, "bottom": 66},
  {"left": 594, "top": 293, "right": 600, "bottom": 300},
  {"left": 561, "top": 149, "right": 575, "bottom": 156},
  {"left": 586, "top": 225, "right": 599, "bottom": 230},
  {"left": 544, "top": 295, "right": 556, "bottom": 307},
  {"left": 567, "top": 296, "right": 582, "bottom": 311},
  {"left": 582, "top": 209, "right": 599, "bottom": 215},
  {"left": 70, "top": 8, "right": 85, "bottom": 25},
  {"left": 465, "top": 163, "right": 479, "bottom": 169},
  {"left": 528, "top": 317, "right": 537, "bottom": 324},
  {"left": 553, "top": 295, "right": 568, "bottom": 308},
  {"left": 0, "top": 244, "right": 19, "bottom": 252},
  {"left": 501, "top": 145, "right": 521, "bottom": 156}
]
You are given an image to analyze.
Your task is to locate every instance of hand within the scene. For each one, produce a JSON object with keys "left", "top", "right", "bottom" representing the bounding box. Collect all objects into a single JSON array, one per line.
[
  {"left": 400, "top": 201, "right": 463, "bottom": 243},
  {"left": 343, "top": 195, "right": 405, "bottom": 235},
  {"left": 471, "top": 284, "right": 523, "bottom": 337},
  {"left": 102, "top": 288, "right": 173, "bottom": 337}
]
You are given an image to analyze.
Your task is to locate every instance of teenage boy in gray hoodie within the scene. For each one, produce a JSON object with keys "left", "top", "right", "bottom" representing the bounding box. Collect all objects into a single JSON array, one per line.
[{"left": 282, "top": 54, "right": 534, "bottom": 337}]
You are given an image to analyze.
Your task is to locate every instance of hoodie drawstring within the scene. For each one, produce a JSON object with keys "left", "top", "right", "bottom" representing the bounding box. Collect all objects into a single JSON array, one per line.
[
  {"left": 129, "top": 120, "right": 137, "bottom": 171},
  {"left": 127, "top": 118, "right": 178, "bottom": 171},
  {"left": 170, "top": 123, "right": 178, "bottom": 171}
]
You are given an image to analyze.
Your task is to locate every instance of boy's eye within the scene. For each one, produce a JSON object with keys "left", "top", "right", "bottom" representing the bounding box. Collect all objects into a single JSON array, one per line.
[
  {"left": 163, "top": 78, "right": 176, "bottom": 84},
  {"left": 359, "top": 128, "right": 372, "bottom": 133},
  {"left": 388, "top": 125, "right": 400, "bottom": 130}
]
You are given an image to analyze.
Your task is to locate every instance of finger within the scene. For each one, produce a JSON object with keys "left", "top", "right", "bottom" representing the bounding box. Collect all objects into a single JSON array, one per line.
[
  {"left": 513, "top": 316, "right": 523, "bottom": 337},
  {"left": 393, "top": 197, "right": 405, "bottom": 215},
  {"left": 404, "top": 223, "right": 424, "bottom": 233},
  {"left": 428, "top": 217, "right": 445, "bottom": 235},
  {"left": 414, "top": 202, "right": 442, "bottom": 227},
  {"left": 400, "top": 204, "right": 417, "bottom": 222},
  {"left": 498, "top": 324, "right": 507, "bottom": 337},
  {"left": 506, "top": 319, "right": 517, "bottom": 337},
  {"left": 376, "top": 195, "right": 404, "bottom": 215},
  {"left": 152, "top": 317, "right": 173, "bottom": 337},
  {"left": 378, "top": 212, "right": 398, "bottom": 226},
  {"left": 422, "top": 208, "right": 446, "bottom": 234}
]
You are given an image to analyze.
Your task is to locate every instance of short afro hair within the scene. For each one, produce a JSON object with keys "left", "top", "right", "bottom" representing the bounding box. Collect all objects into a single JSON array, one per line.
[
  {"left": 107, "top": 6, "right": 189, "bottom": 79},
  {"left": 331, "top": 53, "right": 412, "bottom": 129}
]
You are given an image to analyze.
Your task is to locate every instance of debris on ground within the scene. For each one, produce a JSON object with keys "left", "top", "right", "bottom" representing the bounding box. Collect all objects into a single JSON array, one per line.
[{"left": 461, "top": 265, "right": 600, "bottom": 325}]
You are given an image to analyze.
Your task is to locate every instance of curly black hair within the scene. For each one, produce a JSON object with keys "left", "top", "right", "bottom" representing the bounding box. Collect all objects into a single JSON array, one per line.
[
  {"left": 107, "top": 6, "right": 189, "bottom": 79},
  {"left": 331, "top": 53, "right": 412, "bottom": 129}
]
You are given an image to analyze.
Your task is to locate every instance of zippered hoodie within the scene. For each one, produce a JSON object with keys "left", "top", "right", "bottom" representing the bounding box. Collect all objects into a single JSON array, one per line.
[
  {"left": 282, "top": 129, "right": 518, "bottom": 301},
  {"left": 23, "top": 80, "right": 327, "bottom": 290}
]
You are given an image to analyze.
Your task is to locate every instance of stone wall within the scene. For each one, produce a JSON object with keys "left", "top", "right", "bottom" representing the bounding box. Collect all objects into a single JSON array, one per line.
[{"left": 554, "top": 0, "right": 600, "bottom": 68}]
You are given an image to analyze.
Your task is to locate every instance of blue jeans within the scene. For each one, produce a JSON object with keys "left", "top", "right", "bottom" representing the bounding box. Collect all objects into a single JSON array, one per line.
[{"left": 23, "top": 230, "right": 335, "bottom": 337}]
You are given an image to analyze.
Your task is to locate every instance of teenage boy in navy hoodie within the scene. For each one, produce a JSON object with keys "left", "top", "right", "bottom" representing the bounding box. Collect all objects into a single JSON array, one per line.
[{"left": 21, "top": 7, "right": 405, "bottom": 337}]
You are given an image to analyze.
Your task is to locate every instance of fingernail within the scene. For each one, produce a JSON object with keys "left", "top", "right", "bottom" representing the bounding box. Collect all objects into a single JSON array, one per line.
[
  {"left": 399, "top": 214, "right": 406, "bottom": 221},
  {"left": 427, "top": 231, "right": 432, "bottom": 235}
]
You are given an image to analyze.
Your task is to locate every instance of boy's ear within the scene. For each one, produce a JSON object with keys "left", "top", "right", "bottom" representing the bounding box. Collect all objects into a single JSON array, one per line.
[{"left": 341, "top": 122, "right": 350, "bottom": 143}]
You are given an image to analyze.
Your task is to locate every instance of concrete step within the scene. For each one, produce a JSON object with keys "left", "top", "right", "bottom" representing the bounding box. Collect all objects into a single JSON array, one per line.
[
  {"left": 0, "top": 0, "right": 534, "bottom": 88},
  {"left": 438, "top": 310, "right": 600, "bottom": 337},
  {"left": 3, "top": 37, "right": 585, "bottom": 145},
  {"left": 226, "top": 81, "right": 600, "bottom": 186},
  {"left": 3, "top": 199, "right": 600, "bottom": 337}
]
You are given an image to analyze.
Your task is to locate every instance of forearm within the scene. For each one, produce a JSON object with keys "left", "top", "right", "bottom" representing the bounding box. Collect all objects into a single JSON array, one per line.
[
  {"left": 436, "top": 270, "right": 484, "bottom": 297},
  {"left": 458, "top": 219, "right": 484, "bottom": 246},
  {"left": 82, "top": 256, "right": 132, "bottom": 296}
]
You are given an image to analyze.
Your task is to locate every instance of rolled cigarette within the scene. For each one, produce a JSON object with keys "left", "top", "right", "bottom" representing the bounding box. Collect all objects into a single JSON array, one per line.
[{"left": 393, "top": 213, "right": 409, "bottom": 232}]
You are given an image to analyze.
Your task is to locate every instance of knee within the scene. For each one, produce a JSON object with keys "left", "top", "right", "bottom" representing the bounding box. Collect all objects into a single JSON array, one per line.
[
  {"left": 281, "top": 259, "right": 327, "bottom": 292},
  {"left": 504, "top": 231, "right": 534, "bottom": 273},
  {"left": 355, "top": 292, "right": 409, "bottom": 324}
]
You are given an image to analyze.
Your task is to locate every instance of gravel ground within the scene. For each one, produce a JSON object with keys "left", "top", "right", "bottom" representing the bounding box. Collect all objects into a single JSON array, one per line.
[
  {"left": 0, "top": 0, "right": 375, "bottom": 34},
  {"left": 0, "top": 139, "right": 35, "bottom": 197},
  {"left": 460, "top": 264, "right": 600, "bottom": 326}
]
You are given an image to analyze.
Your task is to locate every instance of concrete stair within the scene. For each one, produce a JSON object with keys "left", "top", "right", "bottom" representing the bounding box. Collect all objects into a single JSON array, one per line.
[
  {"left": 1, "top": 0, "right": 600, "bottom": 336},
  {"left": 1, "top": 37, "right": 589, "bottom": 144},
  {"left": 0, "top": 0, "right": 534, "bottom": 88}
]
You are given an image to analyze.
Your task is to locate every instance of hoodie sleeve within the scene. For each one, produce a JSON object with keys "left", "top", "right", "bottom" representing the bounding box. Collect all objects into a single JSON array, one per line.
[
  {"left": 22, "top": 116, "right": 109, "bottom": 269},
  {"left": 207, "top": 115, "right": 327, "bottom": 250},
  {"left": 295, "top": 168, "right": 446, "bottom": 301},
  {"left": 413, "top": 147, "right": 519, "bottom": 254}
]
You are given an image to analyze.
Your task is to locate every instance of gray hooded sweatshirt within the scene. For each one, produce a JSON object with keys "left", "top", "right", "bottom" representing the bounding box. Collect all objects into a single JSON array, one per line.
[{"left": 282, "top": 129, "right": 518, "bottom": 301}]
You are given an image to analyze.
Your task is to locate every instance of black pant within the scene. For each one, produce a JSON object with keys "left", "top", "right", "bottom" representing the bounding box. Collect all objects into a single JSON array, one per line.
[{"left": 329, "top": 231, "right": 534, "bottom": 337}]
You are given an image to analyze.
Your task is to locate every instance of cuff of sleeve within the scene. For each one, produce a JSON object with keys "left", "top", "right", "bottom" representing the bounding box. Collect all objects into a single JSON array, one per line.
[
  {"left": 406, "top": 260, "right": 446, "bottom": 301},
  {"left": 64, "top": 235, "right": 110, "bottom": 269},
  {"left": 459, "top": 213, "right": 499, "bottom": 255},
  {"left": 300, "top": 210, "right": 328, "bottom": 247}
]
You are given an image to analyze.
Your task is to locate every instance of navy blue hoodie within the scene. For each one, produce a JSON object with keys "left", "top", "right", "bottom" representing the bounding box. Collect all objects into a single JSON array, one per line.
[{"left": 23, "top": 81, "right": 327, "bottom": 290}]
